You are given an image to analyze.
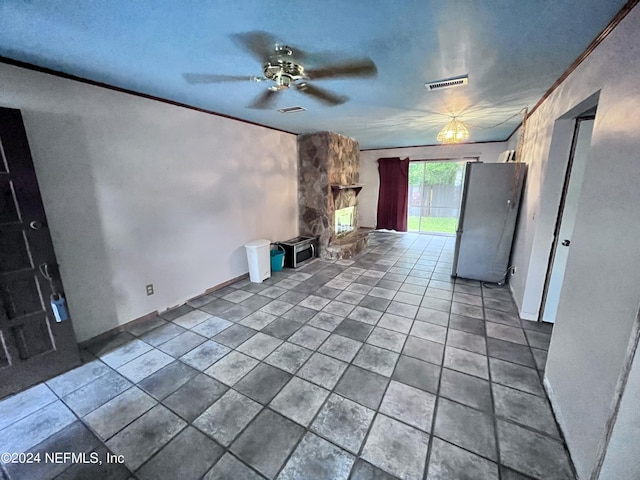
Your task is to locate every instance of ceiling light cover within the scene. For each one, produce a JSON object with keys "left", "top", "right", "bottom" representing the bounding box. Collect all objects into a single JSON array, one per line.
[{"left": 437, "top": 117, "right": 470, "bottom": 144}]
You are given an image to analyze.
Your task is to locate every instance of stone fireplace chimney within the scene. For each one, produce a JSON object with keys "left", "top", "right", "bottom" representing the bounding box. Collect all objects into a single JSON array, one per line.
[{"left": 298, "top": 131, "right": 369, "bottom": 259}]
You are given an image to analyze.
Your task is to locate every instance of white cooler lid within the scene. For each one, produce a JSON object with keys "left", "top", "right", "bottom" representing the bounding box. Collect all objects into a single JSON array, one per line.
[{"left": 244, "top": 239, "right": 271, "bottom": 248}]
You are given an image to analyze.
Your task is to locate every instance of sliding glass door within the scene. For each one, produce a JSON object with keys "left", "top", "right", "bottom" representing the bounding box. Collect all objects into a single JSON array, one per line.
[{"left": 408, "top": 161, "right": 466, "bottom": 234}]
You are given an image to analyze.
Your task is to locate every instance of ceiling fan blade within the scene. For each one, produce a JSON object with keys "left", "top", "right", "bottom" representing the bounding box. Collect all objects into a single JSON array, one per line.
[
  {"left": 295, "top": 83, "right": 348, "bottom": 106},
  {"left": 183, "top": 73, "right": 255, "bottom": 84},
  {"left": 247, "top": 89, "right": 279, "bottom": 109},
  {"left": 231, "top": 31, "right": 278, "bottom": 62},
  {"left": 305, "top": 58, "right": 377, "bottom": 80}
]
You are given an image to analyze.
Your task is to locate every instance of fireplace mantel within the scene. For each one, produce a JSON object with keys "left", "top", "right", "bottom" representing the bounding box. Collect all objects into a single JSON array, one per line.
[{"left": 330, "top": 184, "right": 364, "bottom": 202}]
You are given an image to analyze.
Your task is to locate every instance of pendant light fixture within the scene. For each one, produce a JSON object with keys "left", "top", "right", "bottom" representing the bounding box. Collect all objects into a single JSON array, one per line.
[{"left": 437, "top": 117, "right": 469, "bottom": 144}]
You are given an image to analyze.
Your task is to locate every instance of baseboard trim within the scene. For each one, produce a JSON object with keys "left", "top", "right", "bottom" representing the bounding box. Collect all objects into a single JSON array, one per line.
[{"left": 80, "top": 273, "right": 250, "bottom": 348}]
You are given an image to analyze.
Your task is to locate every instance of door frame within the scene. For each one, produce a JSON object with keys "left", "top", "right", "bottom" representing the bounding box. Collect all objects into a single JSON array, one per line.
[{"left": 538, "top": 113, "right": 596, "bottom": 322}]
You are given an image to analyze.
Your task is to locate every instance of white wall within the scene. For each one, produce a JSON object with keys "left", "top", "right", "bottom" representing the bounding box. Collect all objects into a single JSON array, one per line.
[
  {"left": 507, "top": 5, "right": 640, "bottom": 478},
  {"left": 359, "top": 142, "right": 507, "bottom": 228},
  {"left": 0, "top": 63, "right": 298, "bottom": 342}
]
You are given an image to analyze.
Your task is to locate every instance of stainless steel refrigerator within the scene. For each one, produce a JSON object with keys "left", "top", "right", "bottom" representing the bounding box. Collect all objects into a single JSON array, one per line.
[{"left": 452, "top": 162, "right": 527, "bottom": 283}]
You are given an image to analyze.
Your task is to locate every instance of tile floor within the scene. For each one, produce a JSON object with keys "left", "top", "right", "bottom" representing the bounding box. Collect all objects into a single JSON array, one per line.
[{"left": 0, "top": 231, "right": 575, "bottom": 480}]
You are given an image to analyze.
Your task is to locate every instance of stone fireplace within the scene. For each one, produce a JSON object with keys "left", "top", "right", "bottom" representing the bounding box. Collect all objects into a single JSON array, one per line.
[{"left": 298, "top": 131, "right": 369, "bottom": 259}]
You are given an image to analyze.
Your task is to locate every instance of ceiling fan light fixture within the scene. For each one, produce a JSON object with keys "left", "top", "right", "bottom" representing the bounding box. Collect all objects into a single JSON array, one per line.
[{"left": 437, "top": 117, "right": 469, "bottom": 144}]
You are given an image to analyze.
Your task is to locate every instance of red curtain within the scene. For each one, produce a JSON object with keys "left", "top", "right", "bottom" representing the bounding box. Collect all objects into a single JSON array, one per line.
[{"left": 376, "top": 157, "right": 409, "bottom": 231}]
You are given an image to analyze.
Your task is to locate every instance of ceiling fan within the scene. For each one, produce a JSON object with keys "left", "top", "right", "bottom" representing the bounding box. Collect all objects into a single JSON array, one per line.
[{"left": 183, "top": 31, "right": 378, "bottom": 109}]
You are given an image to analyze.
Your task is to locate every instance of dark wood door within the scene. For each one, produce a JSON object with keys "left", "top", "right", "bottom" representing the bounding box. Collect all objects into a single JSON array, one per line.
[{"left": 0, "top": 107, "right": 79, "bottom": 399}]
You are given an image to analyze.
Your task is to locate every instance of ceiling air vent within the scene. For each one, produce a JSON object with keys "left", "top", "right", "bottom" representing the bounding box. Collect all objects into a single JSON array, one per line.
[
  {"left": 425, "top": 75, "right": 469, "bottom": 91},
  {"left": 278, "top": 106, "right": 307, "bottom": 113}
]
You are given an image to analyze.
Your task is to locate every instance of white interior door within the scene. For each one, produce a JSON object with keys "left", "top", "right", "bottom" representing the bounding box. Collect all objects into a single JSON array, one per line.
[{"left": 543, "top": 118, "right": 594, "bottom": 323}]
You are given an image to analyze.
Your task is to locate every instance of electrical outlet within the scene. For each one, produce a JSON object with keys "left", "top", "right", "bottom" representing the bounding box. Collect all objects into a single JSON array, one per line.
[{"left": 146, "top": 284, "right": 154, "bottom": 296}]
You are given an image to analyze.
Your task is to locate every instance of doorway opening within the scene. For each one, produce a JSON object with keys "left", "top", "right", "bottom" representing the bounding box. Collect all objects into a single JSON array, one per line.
[
  {"left": 407, "top": 160, "right": 468, "bottom": 235},
  {"left": 539, "top": 110, "right": 596, "bottom": 323}
]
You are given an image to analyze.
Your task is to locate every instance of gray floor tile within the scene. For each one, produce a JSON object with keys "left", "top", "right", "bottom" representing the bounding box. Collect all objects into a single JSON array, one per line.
[
  {"left": 230, "top": 409, "right": 304, "bottom": 479},
  {"left": 493, "top": 384, "right": 560, "bottom": 437},
  {"left": 136, "top": 426, "right": 222, "bottom": 480},
  {"left": 138, "top": 361, "right": 199, "bottom": 400},
  {"left": 270, "top": 377, "right": 329, "bottom": 426},
  {"left": 487, "top": 338, "right": 536, "bottom": 368},
  {"left": 172, "top": 309, "right": 212, "bottom": 329},
  {"left": 487, "top": 322, "right": 528, "bottom": 345},
  {"left": 203, "top": 453, "right": 265, "bottom": 480},
  {"left": 402, "top": 336, "right": 444, "bottom": 365},
  {"left": 105, "top": 405, "right": 186, "bottom": 471},
  {"left": 99, "top": 339, "right": 152, "bottom": 368},
  {"left": 335, "top": 290, "right": 366, "bottom": 305},
  {"left": 358, "top": 295, "right": 391, "bottom": 311},
  {"left": 199, "top": 298, "right": 235, "bottom": 315},
  {"left": 261, "top": 317, "right": 303, "bottom": 339},
  {"left": 448, "top": 314, "right": 485, "bottom": 336},
  {"left": 347, "top": 282, "right": 374, "bottom": 295},
  {"left": 299, "top": 295, "right": 331, "bottom": 310},
  {"left": 234, "top": 363, "right": 291, "bottom": 404},
  {"left": 427, "top": 437, "right": 499, "bottom": 480},
  {"left": 0, "top": 400, "right": 76, "bottom": 454},
  {"left": 187, "top": 292, "right": 220, "bottom": 308},
  {"left": 525, "top": 330, "right": 552, "bottom": 350},
  {"left": 485, "top": 308, "right": 521, "bottom": 326},
  {"left": 378, "top": 313, "right": 413, "bottom": 334},
  {"left": 446, "top": 329, "right": 486, "bottom": 355},
  {"left": 127, "top": 316, "right": 167, "bottom": 337},
  {"left": 87, "top": 332, "right": 136, "bottom": 356},
  {"left": 434, "top": 398, "right": 497, "bottom": 461},
  {"left": 353, "top": 344, "right": 399, "bottom": 377},
  {"left": 84, "top": 386, "right": 156, "bottom": 440},
  {"left": 159, "top": 304, "right": 193, "bottom": 321},
  {"left": 308, "top": 311, "right": 345, "bottom": 331},
  {"left": 380, "top": 380, "right": 436, "bottom": 431},
  {"left": 240, "top": 311, "right": 278, "bottom": 330},
  {"left": 393, "top": 291, "right": 423, "bottom": 306},
  {"left": 223, "top": 290, "right": 254, "bottom": 304},
  {"left": 497, "top": 420, "right": 574, "bottom": 480},
  {"left": 45, "top": 361, "right": 109, "bottom": 398},
  {"left": 191, "top": 316, "right": 233, "bottom": 338},
  {"left": 205, "top": 351, "right": 259, "bottom": 386},
  {"left": 281, "top": 305, "right": 317, "bottom": 322},
  {"left": 179, "top": 340, "right": 231, "bottom": 371},
  {"left": 362, "top": 414, "right": 429, "bottom": 480},
  {"left": 63, "top": 370, "right": 132, "bottom": 416},
  {"left": 416, "top": 307, "right": 449, "bottom": 326},
  {"left": 218, "top": 304, "right": 255, "bottom": 322},
  {"left": 348, "top": 306, "right": 383, "bottom": 325},
  {"left": 490, "top": 358, "right": 545, "bottom": 396},
  {"left": 424, "top": 288, "right": 453, "bottom": 301},
  {"left": 140, "top": 323, "right": 185, "bottom": 347},
  {"left": 163, "top": 373, "right": 228, "bottom": 421},
  {"left": 439, "top": 368, "right": 493, "bottom": 412},
  {"left": 532, "top": 348, "right": 548, "bottom": 371},
  {"left": 194, "top": 389, "right": 262, "bottom": 447},
  {"left": 288, "top": 325, "right": 330, "bottom": 350},
  {"left": 264, "top": 342, "right": 313, "bottom": 374},
  {"left": 334, "top": 318, "right": 374, "bottom": 341},
  {"left": 386, "top": 300, "right": 422, "bottom": 320},
  {"left": 260, "top": 285, "right": 288, "bottom": 299},
  {"left": 157, "top": 330, "right": 207, "bottom": 357},
  {"left": 117, "top": 349, "right": 174, "bottom": 383},
  {"left": 323, "top": 300, "right": 356, "bottom": 317},
  {"left": 311, "top": 393, "right": 375, "bottom": 454},
  {"left": 420, "top": 296, "right": 451, "bottom": 313},
  {"left": 236, "top": 333, "right": 283, "bottom": 360},
  {"left": 392, "top": 355, "right": 440, "bottom": 394},
  {"left": 443, "top": 346, "right": 489, "bottom": 379},
  {"left": 318, "top": 334, "right": 363, "bottom": 362},
  {"left": 335, "top": 365, "right": 388, "bottom": 410},
  {"left": 279, "top": 432, "right": 355, "bottom": 480},
  {"left": 484, "top": 297, "right": 518, "bottom": 313},
  {"left": 240, "top": 293, "right": 273, "bottom": 311},
  {"left": 213, "top": 324, "right": 257, "bottom": 348},
  {"left": 369, "top": 286, "right": 397, "bottom": 300},
  {"left": 366, "top": 327, "right": 407, "bottom": 353},
  {"left": 411, "top": 321, "right": 447, "bottom": 343},
  {"left": 260, "top": 299, "right": 295, "bottom": 316},
  {"left": 297, "top": 352, "right": 348, "bottom": 389}
]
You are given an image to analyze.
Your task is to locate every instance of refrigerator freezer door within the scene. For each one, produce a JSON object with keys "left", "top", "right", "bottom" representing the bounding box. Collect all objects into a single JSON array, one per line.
[{"left": 452, "top": 163, "right": 526, "bottom": 283}]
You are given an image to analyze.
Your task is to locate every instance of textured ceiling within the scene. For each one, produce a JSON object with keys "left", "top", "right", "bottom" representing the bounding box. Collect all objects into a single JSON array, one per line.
[{"left": 0, "top": 0, "right": 627, "bottom": 149}]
